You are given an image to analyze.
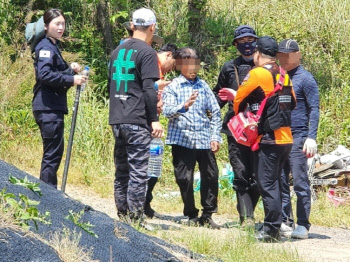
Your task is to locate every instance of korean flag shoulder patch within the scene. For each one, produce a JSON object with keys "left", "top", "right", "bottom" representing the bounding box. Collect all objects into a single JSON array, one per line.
[{"left": 39, "top": 50, "right": 51, "bottom": 58}]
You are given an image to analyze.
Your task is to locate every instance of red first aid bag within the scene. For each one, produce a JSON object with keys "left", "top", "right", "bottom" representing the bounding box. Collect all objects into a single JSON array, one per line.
[
  {"left": 228, "top": 110, "right": 259, "bottom": 148},
  {"left": 228, "top": 67, "right": 286, "bottom": 151}
]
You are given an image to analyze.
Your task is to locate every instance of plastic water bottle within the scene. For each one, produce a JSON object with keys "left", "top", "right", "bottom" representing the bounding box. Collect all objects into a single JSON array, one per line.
[
  {"left": 147, "top": 138, "right": 164, "bottom": 177},
  {"left": 81, "top": 66, "right": 90, "bottom": 91}
]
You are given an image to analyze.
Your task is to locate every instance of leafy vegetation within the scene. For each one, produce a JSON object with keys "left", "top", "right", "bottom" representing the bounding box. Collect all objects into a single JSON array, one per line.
[
  {"left": 65, "top": 209, "right": 98, "bottom": 238},
  {"left": 0, "top": 188, "right": 51, "bottom": 230},
  {"left": 9, "top": 175, "right": 43, "bottom": 196}
]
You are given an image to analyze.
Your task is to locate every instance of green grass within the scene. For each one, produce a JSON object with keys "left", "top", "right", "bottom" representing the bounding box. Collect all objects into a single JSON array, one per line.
[
  {"left": 310, "top": 189, "right": 350, "bottom": 228},
  {"left": 150, "top": 226, "right": 302, "bottom": 262},
  {"left": 1, "top": 0, "right": 350, "bottom": 261}
]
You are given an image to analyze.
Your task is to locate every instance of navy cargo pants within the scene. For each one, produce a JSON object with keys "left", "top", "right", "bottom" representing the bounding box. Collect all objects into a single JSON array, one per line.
[
  {"left": 112, "top": 124, "right": 151, "bottom": 218},
  {"left": 281, "top": 136, "right": 311, "bottom": 230},
  {"left": 254, "top": 144, "right": 292, "bottom": 237},
  {"left": 33, "top": 111, "right": 64, "bottom": 189}
]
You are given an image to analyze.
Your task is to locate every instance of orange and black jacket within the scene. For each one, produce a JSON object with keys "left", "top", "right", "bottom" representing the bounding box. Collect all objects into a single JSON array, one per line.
[{"left": 234, "top": 62, "right": 296, "bottom": 145}]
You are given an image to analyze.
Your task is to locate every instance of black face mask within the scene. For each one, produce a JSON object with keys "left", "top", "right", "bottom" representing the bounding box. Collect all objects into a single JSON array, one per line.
[{"left": 237, "top": 41, "right": 256, "bottom": 56}]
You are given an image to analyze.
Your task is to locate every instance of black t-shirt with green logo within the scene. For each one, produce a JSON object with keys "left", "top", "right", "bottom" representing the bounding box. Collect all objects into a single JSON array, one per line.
[{"left": 108, "top": 38, "right": 159, "bottom": 125}]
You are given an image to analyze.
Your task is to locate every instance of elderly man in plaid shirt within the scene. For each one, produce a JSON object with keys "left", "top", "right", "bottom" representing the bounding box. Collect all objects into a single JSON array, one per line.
[{"left": 162, "top": 47, "right": 222, "bottom": 229}]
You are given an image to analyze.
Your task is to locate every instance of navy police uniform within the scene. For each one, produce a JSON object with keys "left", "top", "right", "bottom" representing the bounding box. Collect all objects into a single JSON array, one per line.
[
  {"left": 33, "top": 36, "right": 75, "bottom": 188},
  {"left": 213, "top": 56, "right": 260, "bottom": 224}
]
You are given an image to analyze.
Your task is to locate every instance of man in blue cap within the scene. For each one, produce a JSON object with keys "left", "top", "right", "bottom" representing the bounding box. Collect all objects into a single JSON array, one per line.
[
  {"left": 277, "top": 39, "right": 320, "bottom": 239},
  {"left": 213, "top": 25, "right": 259, "bottom": 228}
]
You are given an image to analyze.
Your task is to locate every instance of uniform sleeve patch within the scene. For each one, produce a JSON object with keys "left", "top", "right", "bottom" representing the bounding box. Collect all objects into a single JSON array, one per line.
[
  {"left": 39, "top": 50, "right": 51, "bottom": 58},
  {"left": 243, "top": 73, "right": 250, "bottom": 81}
]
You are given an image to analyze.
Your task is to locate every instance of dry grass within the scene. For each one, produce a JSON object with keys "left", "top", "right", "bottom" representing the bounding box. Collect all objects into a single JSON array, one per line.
[
  {"left": 113, "top": 222, "right": 130, "bottom": 242},
  {"left": 49, "top": 228, "right": 97, "bottom": 262},
  {"left": 0, "top": 204, "right": 21, "bottom": 231}
]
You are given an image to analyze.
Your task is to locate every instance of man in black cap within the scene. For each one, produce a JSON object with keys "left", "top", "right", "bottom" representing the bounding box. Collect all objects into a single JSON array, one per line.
[
  {"left": 233, "top": 36, "right": 296, "bottom": 242},
  {"left": 213, "top": 25, "right": 260, "bottom": 228},
  {"left": 277, "top": 39, "right": 319, "bottom": 239}
]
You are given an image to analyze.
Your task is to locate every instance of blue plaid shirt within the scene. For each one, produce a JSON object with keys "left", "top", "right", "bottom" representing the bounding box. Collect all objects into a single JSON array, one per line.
[{"left": 162, "top": 75, "right": 222, "bottom": 149}]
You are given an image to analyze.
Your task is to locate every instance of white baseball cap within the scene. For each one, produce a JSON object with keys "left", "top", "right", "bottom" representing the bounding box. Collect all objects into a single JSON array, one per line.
[{"left": 132, "top": 8, "right": 156, "bottom": 26}]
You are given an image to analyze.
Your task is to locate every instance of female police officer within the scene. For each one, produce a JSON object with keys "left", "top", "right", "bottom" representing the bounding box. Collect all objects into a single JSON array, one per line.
[{"left": 32, "top": 8, "right": 86, "bottom": 188}]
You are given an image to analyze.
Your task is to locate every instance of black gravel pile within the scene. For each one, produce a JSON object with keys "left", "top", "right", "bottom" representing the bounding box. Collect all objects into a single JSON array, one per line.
[{"left": 0, "top": 160, "right": 197, "bottom": 262}]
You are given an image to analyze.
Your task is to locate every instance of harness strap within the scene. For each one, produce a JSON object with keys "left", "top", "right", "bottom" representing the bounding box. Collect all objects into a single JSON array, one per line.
[{"left": 256, "top": 66, "right": 286, "bottom": 118}]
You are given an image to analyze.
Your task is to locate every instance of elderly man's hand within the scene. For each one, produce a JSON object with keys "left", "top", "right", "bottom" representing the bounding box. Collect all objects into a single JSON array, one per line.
[
  {"left": 184, "top": 91, "right": 198, "bottom": 110},
  {"left": 211, "top": 141, "right": 220, "bottom": 153},
  {"left": 303, "top": 138, "right": 317, "bottom": 158}
]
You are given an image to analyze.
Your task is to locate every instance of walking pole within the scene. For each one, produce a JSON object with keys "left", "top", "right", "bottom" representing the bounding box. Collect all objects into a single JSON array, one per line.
[
  {"left": 61, "top": 67, "right": 89, "bottom": 193},
  {"left": 61, "top": 84, "right": 82, "bottom": 193}
]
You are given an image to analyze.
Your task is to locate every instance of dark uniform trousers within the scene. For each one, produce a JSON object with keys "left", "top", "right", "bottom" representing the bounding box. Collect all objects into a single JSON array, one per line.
[
  {"left": 33, "top": 111, "right": 64, "bottom": 189},
  {"left": 145, "top": 177, "right": 158, "bottom": 208},
  {"left": 228, "top": 136, "right": 260, "bottom": 223},
  {"left": 254, "top": 143, "right": 292, "bottom": 237},
  {"left": 112, "top": 124, "right": 151, "bottom": 217},
  {"left": 172, "top": 145, "right": 218, "bottom": 219},
  {"left": 281, "top": 136, "right": 311, "bottom": 230}
]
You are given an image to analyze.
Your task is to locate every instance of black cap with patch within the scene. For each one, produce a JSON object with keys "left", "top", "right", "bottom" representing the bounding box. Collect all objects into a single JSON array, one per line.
[{"left": 256, "top": 36, "right": 278, "bottom": 57}]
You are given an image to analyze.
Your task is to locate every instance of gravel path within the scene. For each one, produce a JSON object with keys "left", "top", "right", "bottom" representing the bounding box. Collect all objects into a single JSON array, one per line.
[
  {"left": 64, "top": 184, "right": 350, "bottom": 262},
  {"left": 279, "top": 226, "right": 350, "bottom": 262}
]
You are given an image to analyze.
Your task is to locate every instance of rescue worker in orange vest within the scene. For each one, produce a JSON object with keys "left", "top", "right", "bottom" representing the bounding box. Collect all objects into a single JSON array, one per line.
[{"left": 233, "top": 36, "right": 296, "bottom": 242}]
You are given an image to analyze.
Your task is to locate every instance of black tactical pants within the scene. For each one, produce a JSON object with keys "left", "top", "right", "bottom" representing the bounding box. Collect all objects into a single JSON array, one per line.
[
  {"left": 228, "top": 136, "right": 260, "bottom": 223},
  {"left": 172, "top": 145, "right": 219, "bottom": 219},
  {"left": 112, "top": 124, "right": 151, "bottom": 218}
]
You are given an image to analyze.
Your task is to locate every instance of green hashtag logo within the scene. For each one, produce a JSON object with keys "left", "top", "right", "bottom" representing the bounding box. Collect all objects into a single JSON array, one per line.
[{"left": 112, "top": 49, "right": 136, "bottom": 92}]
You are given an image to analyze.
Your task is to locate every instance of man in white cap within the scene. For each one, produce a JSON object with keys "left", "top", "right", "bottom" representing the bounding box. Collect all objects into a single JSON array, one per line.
[
  {"left": 119, "top": 21, "right": 164, "bottom": 46},
  {"left": 277, "top": 39, "right": 320, "bottom": 239},
  {"left": 108, "top": 8, "right": 163, "bottom": 224}
]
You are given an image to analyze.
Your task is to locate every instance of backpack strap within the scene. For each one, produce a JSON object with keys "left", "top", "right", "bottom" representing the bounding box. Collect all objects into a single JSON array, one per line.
[
  {"left": 256, "top": 66, "right": 286, "bottom": 118},
  {"left": 234, "top": 60, "right": 240, "bottom": 90}
]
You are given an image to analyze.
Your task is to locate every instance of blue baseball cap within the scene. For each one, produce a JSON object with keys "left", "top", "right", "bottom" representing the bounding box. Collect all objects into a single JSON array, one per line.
[{"left": 233, "top": 25, "right": 257, "bottom": 44}]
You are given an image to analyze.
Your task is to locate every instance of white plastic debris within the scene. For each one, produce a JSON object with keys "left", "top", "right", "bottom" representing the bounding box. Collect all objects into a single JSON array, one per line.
[{"left": 316, "top": 145, "right": 350, "bottom": 169}]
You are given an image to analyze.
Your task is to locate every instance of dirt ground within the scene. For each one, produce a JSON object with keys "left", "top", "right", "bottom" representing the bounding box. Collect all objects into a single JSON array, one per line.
[{"left": 65, "top": 184, "right": 350, "bottom": 262}]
